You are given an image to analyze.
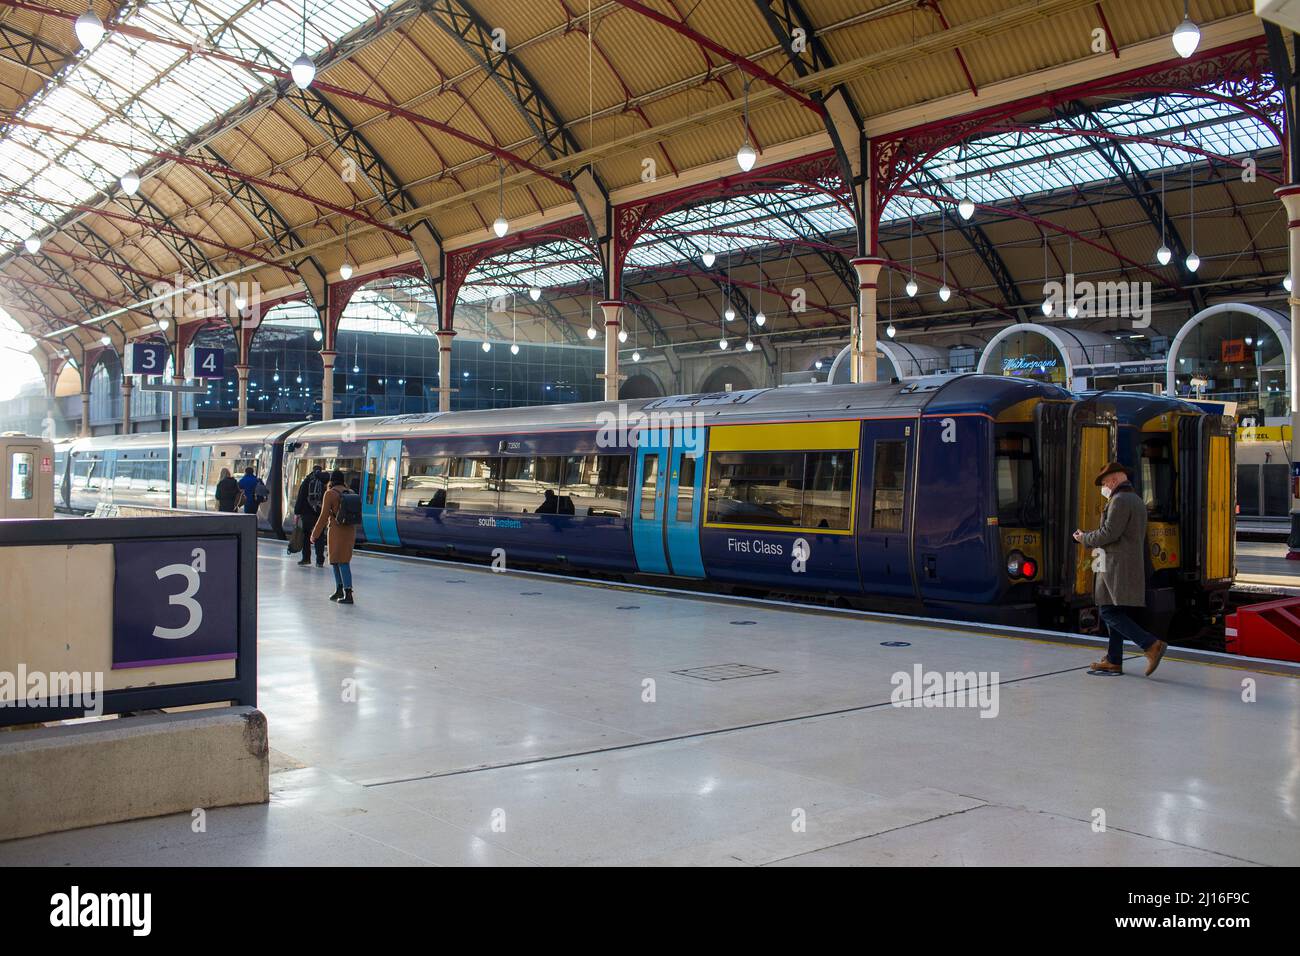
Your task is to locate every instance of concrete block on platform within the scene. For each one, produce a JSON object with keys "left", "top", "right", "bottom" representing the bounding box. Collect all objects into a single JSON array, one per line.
[{"left": 0, "top": 706, "right": 269, "bottom": 842}]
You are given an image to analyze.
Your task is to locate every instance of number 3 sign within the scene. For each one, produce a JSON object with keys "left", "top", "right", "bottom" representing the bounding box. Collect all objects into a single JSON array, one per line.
[{"left": 112, "top": 538, "right": 238, "bottom": 669}]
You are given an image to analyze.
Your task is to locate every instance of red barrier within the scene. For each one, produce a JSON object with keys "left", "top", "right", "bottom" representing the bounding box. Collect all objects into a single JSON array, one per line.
[{"left": 1225, "top": 598, "right": 1300, "bottom": 663}]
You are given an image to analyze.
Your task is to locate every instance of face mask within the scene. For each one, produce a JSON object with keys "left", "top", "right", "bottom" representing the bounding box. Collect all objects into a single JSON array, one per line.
[{"left": 1100, "top": 485, "right": 1112, "bottom": 500}]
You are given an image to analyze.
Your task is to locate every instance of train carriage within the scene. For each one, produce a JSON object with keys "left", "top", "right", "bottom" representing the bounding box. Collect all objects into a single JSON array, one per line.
[{"left": 53, "top": 374, "right": 1233, "bottom": 635}]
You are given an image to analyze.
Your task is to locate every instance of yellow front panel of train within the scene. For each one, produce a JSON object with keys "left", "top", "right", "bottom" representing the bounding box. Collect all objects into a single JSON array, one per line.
[
  {"left": 1205, "top": 434, "right": 1232, "bottom": 582},
  {"left": 1147, "top": 521, "right": 1179, "bottom": 572},
  {"left": 1073, "top": 425, "right": 1111, "bottom": 598}
]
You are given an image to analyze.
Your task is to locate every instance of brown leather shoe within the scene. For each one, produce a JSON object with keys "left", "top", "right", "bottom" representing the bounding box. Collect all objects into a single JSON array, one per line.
[
  {"left": 1090, "top": 659, "right": 1123, "bottom": 674},
  {"left": 1144, "top": 639, "right": 1168, "bottom": 676}
]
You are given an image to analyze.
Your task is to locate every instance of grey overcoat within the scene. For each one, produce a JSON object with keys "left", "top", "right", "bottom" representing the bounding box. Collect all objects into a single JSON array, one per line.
[{"left": 1079, "top": 483, "right": 1148, "bottom": 607}]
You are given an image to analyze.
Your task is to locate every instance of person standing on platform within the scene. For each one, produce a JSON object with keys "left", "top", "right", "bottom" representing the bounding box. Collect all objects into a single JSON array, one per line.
[
  {"left": 237, "top": 466, "right": 263, "bottom": 516},
  {"left": 311, "top": 468, "right": 359, "bottom": 605},
  {"left": 215, "top": 467, "right": 240, "bottom": 512},
  {"left": 294, "top": 464, "right": 328, "bottom": 568},
  {"left": 1073, "top": 461, "right": 1168, "bottom": 676}
]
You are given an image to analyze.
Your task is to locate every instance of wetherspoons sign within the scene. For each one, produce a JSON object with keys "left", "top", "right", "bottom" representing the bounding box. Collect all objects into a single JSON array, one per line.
[{"left": 1002, "top": 356, "right": 1059, "bottom": 372}]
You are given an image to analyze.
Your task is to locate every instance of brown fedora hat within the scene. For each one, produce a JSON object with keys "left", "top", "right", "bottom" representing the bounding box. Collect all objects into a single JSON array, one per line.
[{"left": 1093, "top": 460, "right": 1134, "bottom": 485}]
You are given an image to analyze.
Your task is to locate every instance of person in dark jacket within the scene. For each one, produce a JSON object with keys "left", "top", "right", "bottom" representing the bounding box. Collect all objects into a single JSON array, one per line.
[
  {"left": 1073, "top": 461, "right": 1168, "bottom": 676},
  {"left": 294, "top": 464, "right": 327, "bottom": 567},
  {"left": 214, "top": 467, "right": 240, "bottom": 512},
  {"left": 311, "top": 469, "right": 358, "bottom": 605}
]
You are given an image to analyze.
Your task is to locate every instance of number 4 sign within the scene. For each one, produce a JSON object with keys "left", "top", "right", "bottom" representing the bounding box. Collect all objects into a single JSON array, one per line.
[
  {"left": 185, "top": 345, "right": 225, "bottom": 380},
  {"left": 112, "top": 538, "right": 238, "bottom": 669}
]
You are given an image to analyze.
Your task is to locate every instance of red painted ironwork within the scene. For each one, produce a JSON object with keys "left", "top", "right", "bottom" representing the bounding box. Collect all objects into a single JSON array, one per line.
[{"left": 444, "top": 216, "right": 596, "bottom": 309}]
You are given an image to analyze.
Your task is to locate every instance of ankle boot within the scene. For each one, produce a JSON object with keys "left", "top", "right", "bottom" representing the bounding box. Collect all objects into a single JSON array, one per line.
[
  {"left": 329, "top": 587, "right": 344, "bottom": 602},
  {"left": 338, "top": 588, "right": 354, "bottom": 605}
]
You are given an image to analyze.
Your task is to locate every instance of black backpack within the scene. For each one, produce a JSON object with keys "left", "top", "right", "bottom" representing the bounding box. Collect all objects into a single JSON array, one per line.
[
  {"left": 336, "top": 490, "right": 363, "bottom": 526},
  {"left": 306, "top": 474, "right": 324, "bottom": 511}
]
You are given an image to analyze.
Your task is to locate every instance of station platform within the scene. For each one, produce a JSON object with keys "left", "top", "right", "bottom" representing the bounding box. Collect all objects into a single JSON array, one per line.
[
  {"left": 1235, "top": 539, "right": 1300, "bottom": 594},
  {"left": 2, "top": 541, "right": 1297, "bottom": 867}
]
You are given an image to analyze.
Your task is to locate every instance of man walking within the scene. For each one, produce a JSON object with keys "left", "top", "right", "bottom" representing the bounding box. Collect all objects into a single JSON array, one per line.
[
  {"left": 294, "top": 463, "right": 327, "bottom": 567},
  {"left": 1073, "top": 461, "right": 1168, "bottom": 676}
]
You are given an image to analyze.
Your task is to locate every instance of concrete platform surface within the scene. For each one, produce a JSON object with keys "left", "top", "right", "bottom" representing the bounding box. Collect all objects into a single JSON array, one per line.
[{"left": 1, "top": 541, "right": 1297, "bottom": 867}]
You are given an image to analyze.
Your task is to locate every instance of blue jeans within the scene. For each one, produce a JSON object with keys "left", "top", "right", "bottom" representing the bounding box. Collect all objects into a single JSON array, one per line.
[
  {"left": 1098, "top": 605, "right": 1156, "bottom": 665},
  {"left": 332, "top": 562, "right": 352, "bottom": 590}
]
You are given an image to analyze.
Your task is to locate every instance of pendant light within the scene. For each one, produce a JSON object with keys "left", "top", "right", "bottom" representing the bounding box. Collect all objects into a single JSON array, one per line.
[
  {"left": 492, "top": 162, "right": 509, "bottom": 238},
  {"left": 1285, "top": 276, "right": 1293, "bottom": 293},
  {"left": 290, "top": 0, "right": 315, "bottom": 89},
  {"left": 906, "top": 215, "right": 918, "bottom": 296},
  {"left": 736, "top": 79, "right": 757, "bottom": 172},
  {"left": 120, "top": 49, "right": 140, "bottom": 196},
  {"left": 1155, "top": 166, "right": 1172, "bottom": 265},
  {"left": 753, "top": 243, "right": 766, "bottom": 326},
  {"left": 587, "top": 301, "right": 597, "bottom": 340},
  {"left": 885, "top": 267, "right": 896, "bottom": 338},
  {"left": 339, "top": 221, "right": 353, "bottom": 279},
  {"left": 1172, "top": 0, "right": 1200, "bottom": 59},
  {"left": 1185, "top": 155, "right": 1199, "bottom": 273},
  {"left": 1066, "top": 236, "right": 1078, "bottom": 319},
  {"left": 510, "top": 293, "right": 519, "bottom": 354},
  {"left": 937, "top": 205, "right": 951, "bottom": 302},
  {"left": 745, "top": 338, "right": 754, "bottom": 352},
  {"left": 1041, "top": 233, "right": 1054, "bottom": 316},
  {"left": 23, "top": 236, "right": 41, "bottom": 254},
  {"left": 956, "top": 144, "right": 975, "bottom": 220},
  {"left": 75, "top": 6, "right": 104, "bottom": 50}
]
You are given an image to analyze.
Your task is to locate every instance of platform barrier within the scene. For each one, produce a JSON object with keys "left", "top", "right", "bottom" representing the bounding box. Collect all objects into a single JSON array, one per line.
[
  {"left": 0, "top": 514, "right": 257, "bottom": 724},
  {"left": 1225, "top": 597, "right": 1300, "bottom": 663}
]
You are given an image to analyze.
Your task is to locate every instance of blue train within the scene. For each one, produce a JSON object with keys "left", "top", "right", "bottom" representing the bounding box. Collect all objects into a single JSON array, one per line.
[{"left": 56, "top": 374, "right": 1235, "bottom": 636}]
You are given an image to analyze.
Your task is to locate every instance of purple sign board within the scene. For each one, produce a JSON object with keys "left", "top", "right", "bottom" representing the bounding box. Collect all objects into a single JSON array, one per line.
[{"left": 112, "top": 537, "right": 239, "bottom": 669}]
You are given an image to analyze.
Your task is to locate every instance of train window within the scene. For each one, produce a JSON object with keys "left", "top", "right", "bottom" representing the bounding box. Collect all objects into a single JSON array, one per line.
[
  {"left": 9, "top": 453, "right": 33, "bottom": 500},
  {"left": 707, "top": 451, "right": 803, "bottom": 527},
  {"left": 383, "top": 456, "right": 398, "bottom": 507},
  {"left": 446, "top": 457, "right": 499, "bottom": 512},
  {"left": 498, "top": 457, "right": 554, "bottom": 513},
  {"left": 995, "top": 431, "right": 1039, "bottom": 526},
  {"left": 568, "top": 455, "right": 628, "bottom": 517},
  {"left": 639, "top": 456, "right": 659, "bottom": 520},
  {"left": 676, "top": 456, "right": 697, "bottom": 522},
  {"left": 402, "top": 457, "right": 449, "bottom": 508},
  {"left": 365, "top": 457, "right": 378, "bottom": 504},
  {"left": 803, "top": 452, "right": 854, "bottom": 531},
  {"left": 1140, "top": 436, "right": 1176, "bottom": 521},
  {"left": 870, "top": 441, "right": 906, "bottom": 531}
]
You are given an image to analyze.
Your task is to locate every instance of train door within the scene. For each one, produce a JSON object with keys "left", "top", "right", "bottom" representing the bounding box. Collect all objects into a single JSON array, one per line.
[
  {"left": 630, "top": 424, "right": 706, "bottom": 577},
  {"left": 1, "top": 439, "right": 43, "bottom": 519},
  {"left": 192, "top": 445, "right": 211, "bottom": 510},
  {"left": 362, "top": 439, "right": 402, "bottom": 546},
  {"left": 857, "top": 419, "right": 917, "bottom": 597},
  {"left": 1070, "top": 417, "right": 1115, "bottom": 603}
]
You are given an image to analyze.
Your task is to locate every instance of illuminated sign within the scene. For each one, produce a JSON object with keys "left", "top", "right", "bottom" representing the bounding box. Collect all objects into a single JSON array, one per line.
[{"left": 1002, "top": 356, "right": 1059, "bottom": 372}]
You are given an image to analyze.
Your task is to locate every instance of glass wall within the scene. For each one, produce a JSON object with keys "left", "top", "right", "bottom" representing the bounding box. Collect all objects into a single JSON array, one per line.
[{"left": 1171, "top": 311, "right": 1287, "bottom": 421}]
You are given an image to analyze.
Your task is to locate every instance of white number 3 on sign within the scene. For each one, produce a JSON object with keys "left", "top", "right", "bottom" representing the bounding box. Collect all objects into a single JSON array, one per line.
[{"left": 152, "top": 547, "right": 207, "bottom": 640}]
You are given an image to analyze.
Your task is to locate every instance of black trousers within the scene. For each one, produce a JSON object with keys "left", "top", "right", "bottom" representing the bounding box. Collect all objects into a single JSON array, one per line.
[{"left": 299, "top": 514, "right": 325, "bottom": 563}]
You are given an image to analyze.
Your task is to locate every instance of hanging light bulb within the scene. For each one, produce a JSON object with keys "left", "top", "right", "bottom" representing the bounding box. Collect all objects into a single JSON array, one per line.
[
  {"left": 492, "top": 161, "right": 509, "bottom": 237},
  {"left": 1185, "top": 251, "right": 1201, "bottom": 273},
  {"left": 492, "top": 216, "right": 509, "bottom": 238},
  {"left": 719, "top": 337, "right": 728, "bottom": 350},
  {"left": 736, "top": 141, "right": 757, "bottom": 173},
  {"left": 632, "top": 350, "right": 641, "bottom": 362},
  {"left": 1285, "top": 275, "right": 1293, "bottom": 293},
  {"left": 119, "top": 170, "right": 140, "bottom": 196},
  {"left": 1041, "top": 297, "right": 1054, "bottom": 316},
  {"left": 296, "top": 374, "right": 303, "bottom": 384},
  {"left": 273, "top": 371, "right": 280, "bottom": 382},
  {"left": 74, "top": 8, "right": 105, "bottom": 50},
  {"left": 158, "top": 318, "right": 170, "bottom": 331},
  {"left": 353, "top": 363, "right": 359, "bottom": 373},
  {"left": 313, "top": 329, "right": 323, "bottom": 342},
  {"left": 481, "top": 340, "right": 491, "bottom": 352},
  {"left": 885, "top": 323, "right": 897, "bottom": 339},
  {"left": 1156, "top": 245, "right": 1172, "bottom": 266},
  {"left": 510, "top": 343, "right": 520, "bottom": 355},
  {"left": 754, "top": 311, "right": 766, "bottom": 327},
  {"left": 23, "top": 236, "right": 40, "bottom": 254},
  {"left": 938, "top": 284, "right": 951, "bottom": 302},
  {"left": 235, "top": 294, "right": 247, "bottom": 311},
  {"left": 1172, "top": 1, "right": 1200, "bottom": 59},
  {"left": 745, "top": 338, "right": 754, "bottom": 352},
  {"left": 724, "top": 305, "right": 735, "bottom": 322},
  {"left": 618, "top": 328, "right": 628, "bottom": 343},
  {"left": 906, "top": 277, "right": 918, "bottom": 297},
  {"left": 1067, "top": 301, "right": 1079, "bottom": 320},
  {"left": 290, "top": 54, "right": 316, "bottom": 90},
  {"left": 586, "top": 325, "right": 598, "bottom": 340},
  {"left": 100, "top": 335, "right": 111, "bottom": 346},
  {"left": 529, "top": 286, "right": 541, "bottom": 302},
  {"left": 340, "top": 262, "right": 353, "bottom": 280},
  {"left": 958, "top": 197, "right": 975, "bottom": 220},
  {"left": 701, "top": 248, "right": 716, "bottom": 269},
  {"left": 736, "top": 78, "right": 757, "bottom": 172}
]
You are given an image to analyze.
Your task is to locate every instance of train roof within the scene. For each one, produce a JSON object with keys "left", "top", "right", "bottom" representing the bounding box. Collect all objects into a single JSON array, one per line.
[
  {"left": 63, "top": 375, "right": 1075, "bottom": 451},
  {"left": 1076, "top": 389, "right": 1207, "bottom": 426}
]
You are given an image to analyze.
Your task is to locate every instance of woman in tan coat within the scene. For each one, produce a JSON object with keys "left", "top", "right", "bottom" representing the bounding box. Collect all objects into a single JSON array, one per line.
[{"left": 310, "top": 469, "right": 357, "bottom": 604}]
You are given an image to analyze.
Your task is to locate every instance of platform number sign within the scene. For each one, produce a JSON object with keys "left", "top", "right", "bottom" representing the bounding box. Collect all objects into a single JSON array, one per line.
[
  {"left": 112, "top": 538, "right": 238, "bottom": 669},
  {"left": 185, "top": 345, "right": 225, "bottom": 380},
  {"left": 125, "top": 341, "right": 168, "bottom": 377}
]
